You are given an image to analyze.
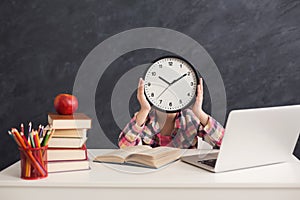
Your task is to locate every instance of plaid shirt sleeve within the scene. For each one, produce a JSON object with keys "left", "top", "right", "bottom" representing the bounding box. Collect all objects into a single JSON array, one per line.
[
  {"left": 170, "top": 109, "right": 224, "bottom": 148},
  {"left": 118, "top": 109, "right": 225, "bottom": 149},
  {"left": 118, "top": 114, "right": 144, "bottom": 148},
  {"left": 200, "top": 116, "right": 224, "bottom": 147}
]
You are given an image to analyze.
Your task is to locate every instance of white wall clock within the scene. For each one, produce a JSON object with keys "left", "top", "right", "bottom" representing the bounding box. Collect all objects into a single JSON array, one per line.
[{"left": 144, "top": 57, "right": 198, "bottom": 112}]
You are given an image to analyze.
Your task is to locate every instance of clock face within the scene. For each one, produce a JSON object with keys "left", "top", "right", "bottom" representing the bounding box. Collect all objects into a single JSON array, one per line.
[{"left": 144, "top": 57, "right": 198, "bottom": 112}]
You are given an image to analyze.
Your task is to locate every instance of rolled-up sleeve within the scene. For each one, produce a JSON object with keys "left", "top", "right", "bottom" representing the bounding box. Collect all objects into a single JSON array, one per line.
[
  {"left": 200, "top": 116, "right": 225, "bottom": 147},
  {"left": 118, "top": 115, "right": 144, "bottom": 148}
]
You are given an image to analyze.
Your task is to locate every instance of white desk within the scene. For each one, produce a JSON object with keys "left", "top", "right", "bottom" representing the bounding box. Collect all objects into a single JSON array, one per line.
[{"left": 1, "top": 149, "right": 300, "bottom": 200}]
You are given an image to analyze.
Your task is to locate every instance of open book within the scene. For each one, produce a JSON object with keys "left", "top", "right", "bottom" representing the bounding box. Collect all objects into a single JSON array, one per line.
[{"left": 93, "top": 145, "right": 182, "bottom": 168}]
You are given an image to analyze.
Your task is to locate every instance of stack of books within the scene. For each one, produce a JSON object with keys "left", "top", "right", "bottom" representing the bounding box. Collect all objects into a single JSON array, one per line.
[{"left": 46, "top": 113, "right": 92, "bottom": 173}]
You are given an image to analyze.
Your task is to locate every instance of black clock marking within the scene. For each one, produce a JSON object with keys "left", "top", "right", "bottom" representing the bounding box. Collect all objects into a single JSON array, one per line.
[
  {"left": 144, "top": 57, "right": 198, "bottom": 112},
  {"left": 158, "top": 76, "right": 171, "bottom": 85}
]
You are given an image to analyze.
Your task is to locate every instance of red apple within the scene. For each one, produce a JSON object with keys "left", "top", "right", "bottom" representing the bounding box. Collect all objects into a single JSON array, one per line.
[{"left": 54, "top": 94, "right": 78, "bottom": 115}]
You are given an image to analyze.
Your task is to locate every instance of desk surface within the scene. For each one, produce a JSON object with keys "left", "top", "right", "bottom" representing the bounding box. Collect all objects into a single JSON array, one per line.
[{"left": 1, "top": 149, "right": 300, "bottom": 200}]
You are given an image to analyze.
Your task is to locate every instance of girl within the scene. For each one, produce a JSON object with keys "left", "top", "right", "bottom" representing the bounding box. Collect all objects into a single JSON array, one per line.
[{"left": 118, "top": 78, "right": 224, "bottom": 149}]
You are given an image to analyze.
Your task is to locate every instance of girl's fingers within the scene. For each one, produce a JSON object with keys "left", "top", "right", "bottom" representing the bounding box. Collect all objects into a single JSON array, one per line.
[
  {"left": 196, "top": 79, "right": 202, "bottom": 96},
  {"left": 199, "top": 78, "right": 203, "bottom": 96},
  {"left": 138, "top": 78, "right": 144, "bottom": 94},
  {"left": 195, "top": 78, "right": 203, "bottom": 103}
]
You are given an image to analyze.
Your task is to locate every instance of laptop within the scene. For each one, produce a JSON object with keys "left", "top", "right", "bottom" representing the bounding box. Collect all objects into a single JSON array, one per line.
[{"left": 181, "top": 105, "right": 300, "bottom": 172}]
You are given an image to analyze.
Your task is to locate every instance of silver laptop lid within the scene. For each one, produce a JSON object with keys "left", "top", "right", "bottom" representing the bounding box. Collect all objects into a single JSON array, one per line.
[{"left": 215, "top": 105, "right": 300, "bottom": 172}]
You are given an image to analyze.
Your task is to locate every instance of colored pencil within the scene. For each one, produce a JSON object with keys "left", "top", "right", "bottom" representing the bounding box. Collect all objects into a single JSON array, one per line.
[
  {"left": 37, "top": 125, "right": 41, "bottom": 137},
  {"left": 28, "top": 122, "right": 32, "bottom": 134},
  {"left": 8, "top": 122, "right": 55, "bottom": 178},
  {"left": 44, "top": 129, "right": 55, "bottom": 146},
  {"left": 29, "top": 131, "right": 36, "bottom": 148},
  {"left": 11, "top": 129, "right": 46, "bottom": 176},
  {"left": 41, "top": 130, "right": 51, "bottom": 147},
  {"left": 38, "top": 126, "right": 44, "bottom": 138},
  {"left": 21, "top": 123, "right": 24, "bottom": 135},
  {"left": 19, "top": 130, "right": 31, "bottom": 148}
]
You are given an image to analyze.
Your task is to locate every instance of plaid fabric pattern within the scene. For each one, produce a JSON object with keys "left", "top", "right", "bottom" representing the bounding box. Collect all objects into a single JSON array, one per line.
[{"left": 118, "top": 109, "right": 225, "bottom": 149}]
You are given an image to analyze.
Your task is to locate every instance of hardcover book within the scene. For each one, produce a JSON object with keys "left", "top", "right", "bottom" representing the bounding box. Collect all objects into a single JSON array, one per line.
[
  {"left": 52, "top": 128, "right": 87, "bottom": 138},
  {"left": 48, "top": 113, "right": 92, "bottom": 129},
  {"left": 47, "top": 136, "right": 87, "bottom": 148},
  {"left": 93, "top": 145, "right": 182, "bottom": 169},
  {"left": 47, "top": 145, "right": 88, "bottom": 161},
  {"left": 48, "top": 159, "right": 90, "bottom": 173}
]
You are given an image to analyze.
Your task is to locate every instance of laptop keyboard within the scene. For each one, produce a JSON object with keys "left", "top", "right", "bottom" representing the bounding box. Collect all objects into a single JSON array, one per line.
[{"left": 198, "top": 159, "right": 217, "bottom": 168}]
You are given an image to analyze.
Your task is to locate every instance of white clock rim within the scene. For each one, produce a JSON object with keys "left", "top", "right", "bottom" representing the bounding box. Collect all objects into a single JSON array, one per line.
[{"left": 144, "top": 56, "right": 198, "bottom": 113}]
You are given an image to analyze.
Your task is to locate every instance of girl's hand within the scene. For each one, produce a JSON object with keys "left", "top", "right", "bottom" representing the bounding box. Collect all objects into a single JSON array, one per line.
[
  {"left": 136, "top": 78, "right": 151, "bottom": 126},
  {"left": 137, "top": 78, "right": 151, "bottom": 112},
  {"left": 192, "top": 78, "right": 209, "bottom": 126}
]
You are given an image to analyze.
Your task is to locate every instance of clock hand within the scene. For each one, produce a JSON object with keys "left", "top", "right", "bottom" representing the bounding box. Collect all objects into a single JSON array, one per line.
[
  {"left": 156, "top": 86, "right": 170, "bottom": 100},
  {"left": 156, "top": 73, "right": 187, "bottom": 100},
  {"left": 158, "top": 76, "right": 171, "bottom": 85},
  {"left": 170, "top": 73, "right": 187, "bottom": 85}
]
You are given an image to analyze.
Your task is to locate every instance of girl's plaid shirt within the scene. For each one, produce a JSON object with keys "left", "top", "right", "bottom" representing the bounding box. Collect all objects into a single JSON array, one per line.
[{"left": 118, "top": 109, "right": 225, "bottom": 149}]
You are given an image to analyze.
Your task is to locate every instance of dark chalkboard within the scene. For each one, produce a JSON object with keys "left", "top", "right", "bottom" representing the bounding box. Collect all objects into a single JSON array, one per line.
[{"left": 0, "top": 0, "right": 299, "bottom": 171}]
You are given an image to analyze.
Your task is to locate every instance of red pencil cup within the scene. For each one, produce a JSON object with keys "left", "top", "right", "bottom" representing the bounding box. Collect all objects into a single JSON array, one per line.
[{"left": 19, "top": 146, "right": 48, "bottom": 180}]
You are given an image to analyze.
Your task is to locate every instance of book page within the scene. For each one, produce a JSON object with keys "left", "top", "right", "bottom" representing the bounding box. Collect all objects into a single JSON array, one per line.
[
  {"left": 94, "top": 145, "right": 152, "bottom": 163},
  {"left": 125, "top": 147, "right": 182, "bottom": 168},
  {"left": 94, "top": 149, "right": 128, "bottom": 163},
  {"left": 129, "top": 146, "right": 181, "bottom": 160},
  {"left": 121, "top": 145, "right": 152, "bottom": 153}
]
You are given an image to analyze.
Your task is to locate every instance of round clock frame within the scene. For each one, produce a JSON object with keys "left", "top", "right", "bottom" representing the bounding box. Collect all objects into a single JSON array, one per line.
[{"left": 143, "top": 56, "right": 199, "bottom": 113}]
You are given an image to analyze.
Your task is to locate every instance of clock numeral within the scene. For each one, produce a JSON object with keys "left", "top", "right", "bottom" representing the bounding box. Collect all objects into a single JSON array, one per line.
[
  {"left": 179, "top": 99, "right": 182, "bottom": 104},
  {"left": 159, "top": 64, "right": 162, "bottom": 68},
  {"left": 187, "top": 93, "right": 191, "bottom": 96},
  {"left": 180, "top": 64, "right": 182, "bottom": 68},
  {"left": 147, "top": 82, "right": 151, "bottom": 86},
  {"left": 169, "top": 102, "right": 172, "bottom": 107},
  {"left": 151, "top": 93, "right": 155, "bottom": 97},
  {"left": 187, "top": 72, "right": 191, "bottom": 76},
  {"left": 159, "top": 99, "right": 163, "bottom": 104},
  {"left": 168, "top": 62, "right": 173, "bottom": 66},
  {"left": 152, "top": 72, "right": 156, "bottom": 76},
  {"left": 190, "top": 82, "right": 194, "bottom": 86}
]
